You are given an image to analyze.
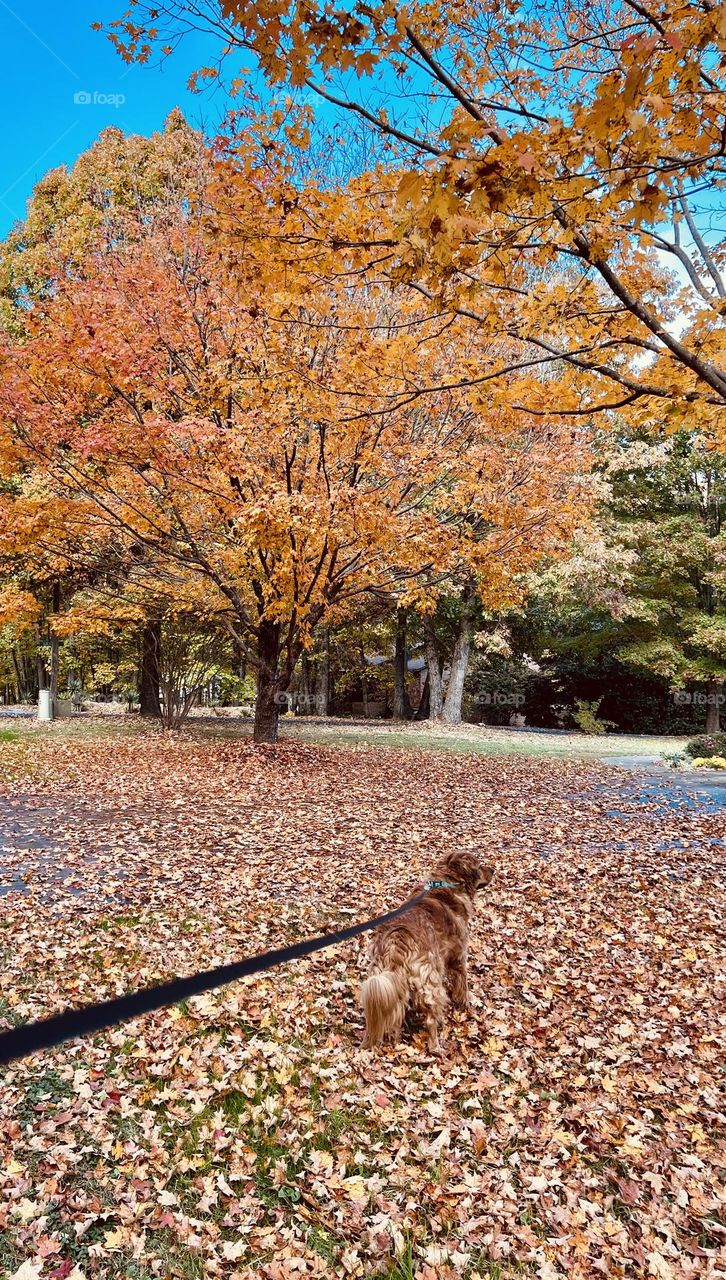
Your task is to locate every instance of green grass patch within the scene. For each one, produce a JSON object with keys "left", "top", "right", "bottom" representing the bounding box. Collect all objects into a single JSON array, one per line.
[
  {"left": 279, "top": 719, "right": 688, "bottom": 761},
  {"left": 16, "top": 1067, "right": 73, "bottom": 1113},
  {"left": 143, "top": 1231, "right": 207, "bottom": 1279},
  {"left": 307, "top": 1224, "right": 338, "bottom": 1263},
  {"left": 465, "top": 1255, "right": 532, "bottom": 1278},
  {"left": 96, "top": 913, "right": 143, "bottom": 930},
  {"left": 382, "top": 1237, "right": 416, "bottom": 1280},
  {"left": 0, "top": 995, "right": 24, "bottom": 1028},
  {"left": 219, "top": 1087, "right": 250, "bottom": 1124}
]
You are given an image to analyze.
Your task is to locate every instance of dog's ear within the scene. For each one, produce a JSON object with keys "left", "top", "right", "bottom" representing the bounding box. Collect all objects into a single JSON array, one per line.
[
  {"left": 444, "top": 852, "right": 492, "bottom": 895},
  {"left": 477, "top": 864, "right": 495, "bottom": 890}
]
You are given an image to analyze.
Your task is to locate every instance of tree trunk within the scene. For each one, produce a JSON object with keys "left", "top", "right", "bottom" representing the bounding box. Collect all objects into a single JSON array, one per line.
[
  {"left": 254, "top": 618, "right": 282, "bottom": 744},
  {"left": 359, "top": 642, "right": 369, "bottom": 718},
  {"left": 49, "top": 637, "right": 60, "bottom": 713},
  {"left": 314, "top": 628, "right": 330, "bottom": 717},
  {"left": 393, "top": 607, "right": 412, "bottom": 720},
  {"left": 295, "top": 652, "right": 309, "bottom": 716},
  {"left": 139, "top": 620, "right": 162, "bottom": 718},
  {"left": 415, "top": 672, "right": 430, "bottom": 721},
  {"left": 705, "top": 678, "right": 722, "bottom": 734},
  {"left": 22, "top": 654, "right": 37, "bottom": 701},
  {"left": 10, "top": 649, "right": 24, "bottom": 703},
  {"left": 36, "top": 624, "right": 48, "bottom": 693},
  {"left": 442, "top": 592, "right": 476, "bottom": 725},
  {"left": 423, "top": 615, "right": 444, "bottom": 721},
  {"left": 49, "top": 583, "right": 61, "bottom": 715}
]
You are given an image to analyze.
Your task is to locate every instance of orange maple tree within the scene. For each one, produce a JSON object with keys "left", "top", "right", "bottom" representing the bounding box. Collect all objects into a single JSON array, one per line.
[
  {"left": 0, "top": 147, "right": 589, "bottom": 740},
  {"left": 103, "top": 0, "right": 726, "bottom": 429},
  {"left": 0, "top": 111, "right": 214, "bottom": 711}
]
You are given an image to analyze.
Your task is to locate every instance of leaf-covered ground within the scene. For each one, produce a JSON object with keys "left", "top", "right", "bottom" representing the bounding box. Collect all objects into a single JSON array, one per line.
[{"left": 1, "top": 729, "right": 725, "bottom": 1280}]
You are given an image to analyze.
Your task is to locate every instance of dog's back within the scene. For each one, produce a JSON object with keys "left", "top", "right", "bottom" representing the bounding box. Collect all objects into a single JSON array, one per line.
[
  {"left": 361, "top": 906, "right": 458, "bottom": 1048},
  {"left": 360, "top": 855, "right": 494, "bottom": 1050}
]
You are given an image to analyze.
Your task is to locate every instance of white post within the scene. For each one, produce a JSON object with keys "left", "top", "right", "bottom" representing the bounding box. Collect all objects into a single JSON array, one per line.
[{"left": 38, "top": 689, "right": 53, "bottom": 722}]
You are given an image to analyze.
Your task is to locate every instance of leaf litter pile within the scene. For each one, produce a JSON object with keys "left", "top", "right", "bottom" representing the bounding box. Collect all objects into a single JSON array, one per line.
[{"left": 1, "top": 730, "right": 725, "bottom": 1280}]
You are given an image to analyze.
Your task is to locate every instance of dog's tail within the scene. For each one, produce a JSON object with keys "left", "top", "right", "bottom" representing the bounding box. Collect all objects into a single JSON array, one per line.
[{"left": 360, "top": 969, "right": 407, "bottom": 1047}]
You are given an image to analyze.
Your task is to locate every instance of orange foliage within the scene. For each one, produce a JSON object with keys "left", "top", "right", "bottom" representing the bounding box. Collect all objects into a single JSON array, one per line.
[
  {"left": 103, "top": 0, "right": 726, "bottom": 428},
  {"left": 0, "top": 150, "right": 589, "bottom": 737}
]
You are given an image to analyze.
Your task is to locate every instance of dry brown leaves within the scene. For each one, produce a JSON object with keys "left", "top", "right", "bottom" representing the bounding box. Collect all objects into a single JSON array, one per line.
[{"left": 1, "top": 729, "right": 725, "bottom": 1279}]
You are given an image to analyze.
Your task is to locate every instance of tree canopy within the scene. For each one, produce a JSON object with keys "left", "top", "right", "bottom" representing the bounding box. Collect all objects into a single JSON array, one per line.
[
  {"left": 0, "top": 125, "right": 589, "bottom": 739},
  {"left": 104, "top": 0, "right": 726, "bottom": 428}
]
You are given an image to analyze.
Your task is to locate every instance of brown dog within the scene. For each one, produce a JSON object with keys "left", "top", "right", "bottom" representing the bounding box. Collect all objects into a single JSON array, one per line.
[{"left": 360, "top": 852, "right": 494, "bottom": 1050}]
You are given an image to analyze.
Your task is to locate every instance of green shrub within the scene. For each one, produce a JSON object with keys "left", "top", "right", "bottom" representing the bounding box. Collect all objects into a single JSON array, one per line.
[
  {"left": 684, "top": 732, "right": 726, "bottom": 759},
  {"left": 572, "top": 698, "right": 616, "bottom": 736}
]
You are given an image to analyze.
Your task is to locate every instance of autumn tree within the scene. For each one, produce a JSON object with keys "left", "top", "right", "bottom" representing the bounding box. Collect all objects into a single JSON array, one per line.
[
  {"left": 0, "top": 108, "right": 207, "bottom": 332},
  {"left": 0, "top": 157, "right": 589, "bottom": 741},
  {"left": 103, "top": 0, "right": 726, "bottom": 430},
  {"left": 0, "top": 111, "right": 212, "bottom": 714}
]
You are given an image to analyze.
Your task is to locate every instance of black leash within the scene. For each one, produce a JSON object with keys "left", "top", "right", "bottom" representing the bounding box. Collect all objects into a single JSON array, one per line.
[{"left": 0, "top": 889, "right": 430, "bottom": 1067}]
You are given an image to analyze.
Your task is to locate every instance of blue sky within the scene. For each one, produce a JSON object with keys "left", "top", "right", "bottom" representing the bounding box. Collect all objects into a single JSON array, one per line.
[{"left": 0, "top": 0, "right": 223, "bottom": 237}]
